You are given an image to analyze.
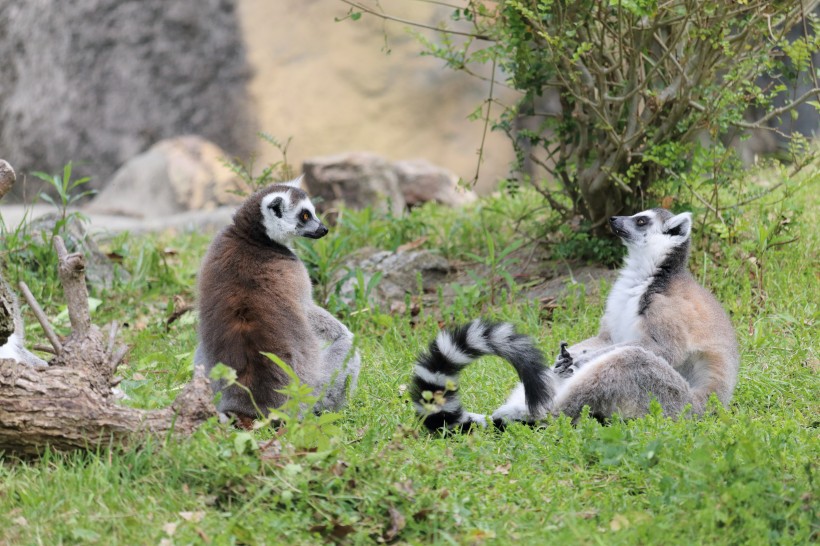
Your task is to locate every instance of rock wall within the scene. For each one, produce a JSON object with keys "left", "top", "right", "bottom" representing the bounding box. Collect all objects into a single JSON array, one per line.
[
  {"left": 236, "top": 0, "right": 518, "bottom": 194},
  {"left": 0, "top": 0, "right": 255, "bottom": 197}
]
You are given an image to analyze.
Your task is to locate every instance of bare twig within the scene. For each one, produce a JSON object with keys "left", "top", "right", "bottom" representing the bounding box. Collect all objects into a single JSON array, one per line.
[
  {"left": 664, "top": 169, "right": 723, "bottom": 221},
  {"left": 32, "top": 344, "right": 58, "bottom": 355},
  {"left": 735, "top": 87, "right": 820, "bottom": 129},
  {"left": 471, "top": 56, "right": 497, "bottom": 186},
  {"left": 800, "top": 0, "right": 819, "bottom": 92},
  {"left": 765, "top": 236, "right": 800, "bottom": 250},
  {"left": 105, "top": 321, "right": 120, "bottom": 361},
  {"left": 730, "top": 181, "right": 788, "bottom": 208},
  {"left": 338, "top": 0, "right": 493, "bottom": 41},
  {"left": 18, "top": 281, "right": 62, "bottom": 354},
  {"left": 110, "top": 345, "right": 129, "bottom": 371}
]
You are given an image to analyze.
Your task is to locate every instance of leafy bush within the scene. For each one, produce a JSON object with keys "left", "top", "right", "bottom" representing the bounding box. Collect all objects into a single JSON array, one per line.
[{"left": 348, "top": 0, "right": 820, "bottom": 235}]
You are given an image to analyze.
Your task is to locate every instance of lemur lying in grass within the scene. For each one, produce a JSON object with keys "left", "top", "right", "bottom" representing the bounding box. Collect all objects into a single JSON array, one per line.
[{"left": 411, "top": 208, "right": 739, "bottom": 431}]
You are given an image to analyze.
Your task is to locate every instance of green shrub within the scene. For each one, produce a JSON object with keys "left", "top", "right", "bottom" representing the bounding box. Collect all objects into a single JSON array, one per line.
[{"left": 349, "top": 1, "right": 820, "bottom": 238}]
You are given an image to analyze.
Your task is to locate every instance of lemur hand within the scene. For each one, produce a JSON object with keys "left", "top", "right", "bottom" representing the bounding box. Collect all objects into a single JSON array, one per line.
[{"left": 554, "top": 341, "right": 574, "bottom": 375}]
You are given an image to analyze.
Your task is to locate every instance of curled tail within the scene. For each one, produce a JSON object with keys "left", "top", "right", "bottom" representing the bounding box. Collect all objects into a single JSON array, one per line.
[{"left": 410, "top": 320, "right": 553, "bottom": 432}]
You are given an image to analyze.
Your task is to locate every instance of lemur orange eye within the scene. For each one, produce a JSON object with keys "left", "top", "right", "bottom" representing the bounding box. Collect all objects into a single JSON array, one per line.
[
  {"left": 301, "top": 211, "right": 310, "bottom": 222},
  {"left": 636, "top": 217, "right": 648, "bottom": 226}
]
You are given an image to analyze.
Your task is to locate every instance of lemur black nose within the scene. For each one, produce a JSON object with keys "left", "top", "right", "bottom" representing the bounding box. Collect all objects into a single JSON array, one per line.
[{"left": 609, "top": 216, "right": 617, "bottom": 224}]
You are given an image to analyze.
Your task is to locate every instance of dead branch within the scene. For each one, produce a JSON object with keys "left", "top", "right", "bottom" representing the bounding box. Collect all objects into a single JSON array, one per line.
[
  {"left": 165, "top": 296, "right": 195, "bottom": 332},
  {"left": 0, "top": 363, "right": 214, "bottom": 456},
  {"left": 0, "top": 167, "right": 215, "bottom": 456},
  {"left": 54, "top": 235, "right": 92, "bottom": 336},
  {"left": 337, "top": 0, "right": 493, "bottom": 41},
  {"left": 32, "top": 344, "right": 58, "bottom": 355},
  {"left": 18, "top": 281, "right": 63, "bottom": 354}
]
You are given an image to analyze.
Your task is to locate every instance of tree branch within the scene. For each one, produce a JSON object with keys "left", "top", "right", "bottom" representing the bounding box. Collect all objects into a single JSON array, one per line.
[
  {"left": 54, "top": 236, "right": 91, "bottom": 337},
  {"left": 337, "top": 0, "right": 493, "bottom": 41},
  {"left": 737, "top": 87, "right": 820, "bottom": 129},
  {"left": 471, "top": 56, "right": 497, "bottom": 186},
  {"left": 18, "top": 281, "right": 62, "bottom": 354}
]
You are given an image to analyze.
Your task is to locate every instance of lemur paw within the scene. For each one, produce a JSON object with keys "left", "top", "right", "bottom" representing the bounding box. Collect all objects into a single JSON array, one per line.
[
  {"left": 491, "top": 403, "right": 535, "bottom": 424},
  {"left": 553, "top": 341, "right": 574, "bottom": 373}
]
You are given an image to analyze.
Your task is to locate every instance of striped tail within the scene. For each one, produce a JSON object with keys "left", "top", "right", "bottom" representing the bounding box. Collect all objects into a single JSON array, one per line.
[{"left": 410, "top": 320, "right": 553, "bottom": 432}]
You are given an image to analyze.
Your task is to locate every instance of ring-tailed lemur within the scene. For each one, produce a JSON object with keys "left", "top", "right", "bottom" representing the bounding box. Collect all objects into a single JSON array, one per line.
[
  {"left": 411, "top": 208, "right": 739, "bottom": 431},
  {"left": 195, "top": 177, "right": 361, "bottom": 421}
]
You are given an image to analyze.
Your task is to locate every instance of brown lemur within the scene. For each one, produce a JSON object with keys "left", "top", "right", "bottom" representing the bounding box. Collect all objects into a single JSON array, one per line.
[
  {"left": 195, "top": 177, "right": 360, "bottom": 420},
  {"left": 410, "top": 208, "right": 739, "bottom": 431}
]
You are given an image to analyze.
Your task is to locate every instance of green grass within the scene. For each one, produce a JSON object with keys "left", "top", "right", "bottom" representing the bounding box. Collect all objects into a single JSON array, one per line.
[{"left": 1, "top": 176, "right": 818, "bottom": 545}]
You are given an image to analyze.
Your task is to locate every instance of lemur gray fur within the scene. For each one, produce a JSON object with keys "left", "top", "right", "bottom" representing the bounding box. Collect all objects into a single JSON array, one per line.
[
  {"left": 195, "top": 177, "right": 360, "bottom": 420},
  {"left": 411, "top": 208, "right": 739, "bottom": 431},
  {"left": 0, "top": 275, "right": 47, "bottom": 367}
]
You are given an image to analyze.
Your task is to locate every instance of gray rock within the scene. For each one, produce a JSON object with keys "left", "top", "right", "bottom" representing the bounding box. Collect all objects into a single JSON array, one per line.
[
  {"left": 522, "top": 265, "right": 618, "bottom": 303},
  {"left": 0, "top": 0, "right": 254, "bottom": 197},
  {"left": 0, "top": 204, "right": 235, "bottom": 237},
  {"left": 302, "top": 152, "right": 406, "bottom": 215},
  {"left": 394, "top": 159, "right": 477, "bottom": 208},
  {"left": 337, "top": 248, "right": 450, "bottom": 307},
  {"left": 86, "top": 136, "right": 250, "bottom": 218},
  {"left": 0, "top": 160, "right": 14, "bottom": 201}
]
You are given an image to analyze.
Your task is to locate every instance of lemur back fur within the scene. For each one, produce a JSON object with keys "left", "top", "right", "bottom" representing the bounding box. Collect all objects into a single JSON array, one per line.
[
  {"left": 196, "top": 178, "right": 360, "bottom": 420},
  {"left": 410, "top": 208, "right": 739, "bottom": 431}
]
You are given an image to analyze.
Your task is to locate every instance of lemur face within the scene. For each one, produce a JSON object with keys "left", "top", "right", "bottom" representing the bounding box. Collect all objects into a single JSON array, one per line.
[
  {"left": 259, "top": 178, "right": 328, "bottom": 245},
  {"left": 609, "top": 208, "right": 692, "bottom": 256}
]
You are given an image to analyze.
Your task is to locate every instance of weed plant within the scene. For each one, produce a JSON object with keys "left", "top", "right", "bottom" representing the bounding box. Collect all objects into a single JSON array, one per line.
[{"left": 0, "top": 165, "right": 817, "bottom": 544}]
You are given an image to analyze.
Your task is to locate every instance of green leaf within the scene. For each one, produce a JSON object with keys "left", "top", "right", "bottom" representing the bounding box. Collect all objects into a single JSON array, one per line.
[
  {"left": 233, "top": 431, "right": 258, "bottom": 454},
  {"left": 262, "top": 352, "right": 299, "bottom": 382},
  {"left": 209, "top": 363, "right": 238, "bottom": 384}
]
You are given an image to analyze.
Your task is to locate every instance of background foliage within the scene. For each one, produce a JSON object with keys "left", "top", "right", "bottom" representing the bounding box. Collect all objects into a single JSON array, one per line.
[{"left": 348, "top": 0, "right": 820, "bottom": 238}]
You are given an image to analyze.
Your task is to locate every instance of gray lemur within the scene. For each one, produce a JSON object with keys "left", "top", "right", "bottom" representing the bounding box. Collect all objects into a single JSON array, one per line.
[
  {"left": 195, "top": 177, "right": 360, "bottom": 420},
  {"left": 410, "top": 208, "right": 739, "bottom": 431}
]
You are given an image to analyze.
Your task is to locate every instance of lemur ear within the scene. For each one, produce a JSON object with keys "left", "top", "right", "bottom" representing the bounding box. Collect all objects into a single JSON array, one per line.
[
  {"left": 280, "top": 175, "right": 303, "bottom": 189},
  {"left": 663, "top": 212, "right": 692, "bottom": 239},
  {"left": 268, "top": 196, "right": 284, "bottom": 218}
]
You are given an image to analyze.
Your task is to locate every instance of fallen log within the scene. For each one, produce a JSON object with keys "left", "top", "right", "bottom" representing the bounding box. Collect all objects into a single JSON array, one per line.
[
  {"left": 0, "top": 361, "right": 214, "bottom": 456},
  {"left": 0, "top": 159, "right": 215, "bottom": 456}
]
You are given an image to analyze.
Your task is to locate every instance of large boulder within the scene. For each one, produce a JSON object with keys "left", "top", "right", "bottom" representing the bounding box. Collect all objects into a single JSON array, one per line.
[
  {"left": 336, "top": 248, "right": 451, "bottom": 308},
  {"left": 302, "top": 152, "right": 406, "bottom": 215},
  {"left": 394, "top": 159, "right": 477, "bottom": 208},
  {"left": 0, "top": 0, "right": 254, "bottom": 197},
  {"left": 0, "top": 160, "right": 14, "bottom": 200},
  {"left": 302, "top": 152, "right": 481, "bottom": 214},
  {"left": 87, "top": 136, "right": 250, "bottom": 218}
]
